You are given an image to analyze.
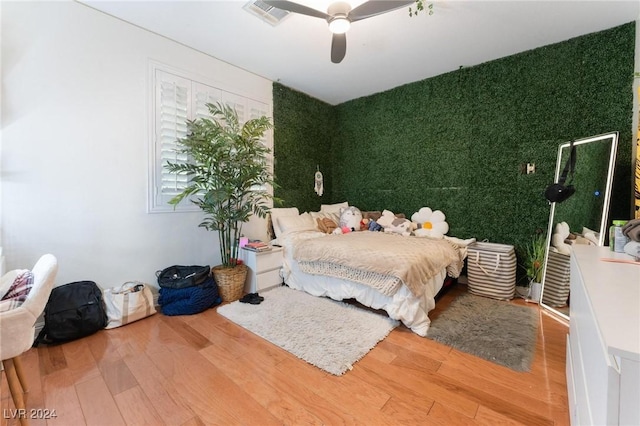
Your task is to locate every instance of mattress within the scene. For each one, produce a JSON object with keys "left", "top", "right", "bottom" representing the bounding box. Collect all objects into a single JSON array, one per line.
[{"left": 276, "top": 230, "right": 456, "bottom": 336}]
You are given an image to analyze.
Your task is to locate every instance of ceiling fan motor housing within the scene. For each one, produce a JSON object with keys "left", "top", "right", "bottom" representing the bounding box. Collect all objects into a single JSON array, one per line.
[
  {"left": 327, "top": 2, "right": 352, "bottom": 34},
  {"left": 327, "top": 1, "right": 351, "bottom": 16}
]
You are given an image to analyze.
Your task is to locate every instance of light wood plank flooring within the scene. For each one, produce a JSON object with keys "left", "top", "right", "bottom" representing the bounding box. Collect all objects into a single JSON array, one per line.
[{"left": 1, "top": 284, "right": 570, "bottom": 425}]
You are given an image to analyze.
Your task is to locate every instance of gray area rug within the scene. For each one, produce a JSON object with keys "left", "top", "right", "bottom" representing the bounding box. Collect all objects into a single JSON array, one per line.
[
  {"left": 217, "top": 286, "right": 399, "bottom": 375},
  {"left": 427, "top": 292, "right": 538, "bottom": 371}
]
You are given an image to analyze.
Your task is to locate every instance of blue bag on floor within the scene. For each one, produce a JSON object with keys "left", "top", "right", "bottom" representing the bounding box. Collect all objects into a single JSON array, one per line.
[{"left": 158, "top": 276, "right": 221, "bottom": 316}]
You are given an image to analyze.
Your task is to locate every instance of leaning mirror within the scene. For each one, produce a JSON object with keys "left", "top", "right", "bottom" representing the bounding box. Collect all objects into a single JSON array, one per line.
[{"left": 539, "top": 132, "right": 618, "bottom": 321}]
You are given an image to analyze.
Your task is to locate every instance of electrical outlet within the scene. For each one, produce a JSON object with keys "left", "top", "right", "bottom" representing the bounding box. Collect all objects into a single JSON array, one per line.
[{"left": 526, "top": 163, "right": 536, "bottom": 174}]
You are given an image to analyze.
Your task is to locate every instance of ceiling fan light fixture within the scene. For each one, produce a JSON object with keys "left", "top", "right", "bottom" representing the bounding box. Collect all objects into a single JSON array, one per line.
[{"left": 328, "top": 16, "right": 350, "bottom": 34}]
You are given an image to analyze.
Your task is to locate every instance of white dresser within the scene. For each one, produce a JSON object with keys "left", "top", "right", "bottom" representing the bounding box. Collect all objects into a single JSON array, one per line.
[
  {"left": 239, "top": 246, "right": 284, "bottom": 294},
  {"left": 567, "top": 245, "right": 640, "bottom": 426}
]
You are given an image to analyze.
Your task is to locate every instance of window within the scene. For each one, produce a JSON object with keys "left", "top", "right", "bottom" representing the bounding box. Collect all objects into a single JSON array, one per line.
[{"left": 148, "top": 64, "right": 271, "bottom": 212}]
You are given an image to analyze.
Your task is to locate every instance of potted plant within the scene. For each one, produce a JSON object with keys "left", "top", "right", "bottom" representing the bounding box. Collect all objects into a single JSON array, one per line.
[
  {"left": 165, "top": 102, "right": 276, "bottom": 302},
  {"left": 522, "top": 231, "right": 547, "bottom": 302}
]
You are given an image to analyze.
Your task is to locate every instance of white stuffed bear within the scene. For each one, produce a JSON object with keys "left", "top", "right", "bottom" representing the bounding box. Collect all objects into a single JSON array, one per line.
[
  {"left": 376, "top": 209, "right": 414, "bottom": 236},
  {"left": 411, "top": 207, "right": 449, "bottom": 239},
  {"left": 551, "top": 222, "right": 571, "bottom": 255},
  {"left": 334, "top": 206, "right": 362, "bottom": 234}
]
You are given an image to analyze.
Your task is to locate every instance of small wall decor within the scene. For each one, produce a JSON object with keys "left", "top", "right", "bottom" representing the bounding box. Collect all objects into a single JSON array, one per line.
[{"left": 314, "top": 166, "right": 324, "bottom": 196}]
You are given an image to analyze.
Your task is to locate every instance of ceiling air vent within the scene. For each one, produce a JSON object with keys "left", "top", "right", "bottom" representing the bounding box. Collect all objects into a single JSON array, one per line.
[{"left": 243, "top": 1, "right": 291, "bottom": 26}]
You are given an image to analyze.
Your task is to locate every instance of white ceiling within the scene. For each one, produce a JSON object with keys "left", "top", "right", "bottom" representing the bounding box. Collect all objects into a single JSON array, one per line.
[{"left": 81, "top": 0, "right": 639, "bottom": 105}]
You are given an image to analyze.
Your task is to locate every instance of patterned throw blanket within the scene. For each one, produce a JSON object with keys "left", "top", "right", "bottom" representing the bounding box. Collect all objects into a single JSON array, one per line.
[
  {"left": 293, "top": 232, "right": 463, "bottom": 297},
  {"left": 0, "top": 270, "right": 34, "bottom": 312}
]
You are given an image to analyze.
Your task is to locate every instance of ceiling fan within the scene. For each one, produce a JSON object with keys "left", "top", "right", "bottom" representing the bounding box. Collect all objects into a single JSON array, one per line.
[{"left": 263, "top": 1, "right": 415, "bottom": 63}]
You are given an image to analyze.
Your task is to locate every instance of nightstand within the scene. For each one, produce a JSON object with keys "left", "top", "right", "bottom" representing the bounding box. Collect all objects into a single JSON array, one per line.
[{"left": 239, "top": 246, "right": 284, "bottom": 294}]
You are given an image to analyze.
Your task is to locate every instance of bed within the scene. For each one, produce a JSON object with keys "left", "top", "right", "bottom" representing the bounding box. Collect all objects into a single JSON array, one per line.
[{"left": 270, "top": 205, "right": 470, "bottom": 336}]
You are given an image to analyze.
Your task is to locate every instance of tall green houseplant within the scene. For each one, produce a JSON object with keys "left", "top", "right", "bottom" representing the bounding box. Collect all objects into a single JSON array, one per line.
[{"left": 165, "top": 102, "right": 275, "bottom": 273}]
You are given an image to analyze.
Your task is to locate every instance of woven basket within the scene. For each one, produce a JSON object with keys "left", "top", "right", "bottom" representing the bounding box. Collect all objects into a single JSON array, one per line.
[{"left": 212, "top": 264, "right": 247, "bottom": 303}]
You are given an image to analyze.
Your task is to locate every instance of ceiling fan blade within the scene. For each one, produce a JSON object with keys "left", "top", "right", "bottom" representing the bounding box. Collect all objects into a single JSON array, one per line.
[
  {"left": 349, "top": 0, "right": 415, "bottom": 22},
  {"left": 262, "top": 1, "right": 329, "bottom": 19},
  {"left": 331, "top": 33, "right": 347, "bottom": 64}
]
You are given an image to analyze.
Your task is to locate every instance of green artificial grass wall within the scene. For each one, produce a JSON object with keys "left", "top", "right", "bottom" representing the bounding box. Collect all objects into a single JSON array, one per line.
[
  {"left": 272, "top": 84, "right": 335, "bottom": 213},
  {"left": 273, "top": 23, "right": 635, "bottom": 265}
]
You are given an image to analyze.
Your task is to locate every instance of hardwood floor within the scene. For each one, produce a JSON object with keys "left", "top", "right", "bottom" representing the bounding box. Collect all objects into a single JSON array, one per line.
[{"left": 1, "top": 284, "right": 570, "bottom": 425}]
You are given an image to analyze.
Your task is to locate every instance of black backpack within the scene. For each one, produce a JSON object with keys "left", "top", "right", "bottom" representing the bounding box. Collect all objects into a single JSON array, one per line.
[
  {"left": 34, "top": 281, "right": 108, "bottom": 346},
  {"left": 156, "top": 265, "right": 210, "bottom": 289}
]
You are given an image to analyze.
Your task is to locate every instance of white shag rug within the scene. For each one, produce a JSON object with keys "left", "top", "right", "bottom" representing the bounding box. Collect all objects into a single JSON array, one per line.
[{"left": 217, "top": 285, "right": 399, "bottom": 375}]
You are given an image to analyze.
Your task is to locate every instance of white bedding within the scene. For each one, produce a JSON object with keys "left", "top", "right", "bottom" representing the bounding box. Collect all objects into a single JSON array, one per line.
[{"left": 276, "top": 230, "right": 454, "bottom": 336}]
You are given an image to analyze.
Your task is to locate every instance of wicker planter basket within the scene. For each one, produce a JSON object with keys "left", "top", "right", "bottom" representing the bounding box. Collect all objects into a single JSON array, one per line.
[{"left": 212, "top": 264, "right": 247, "bottom": 303}]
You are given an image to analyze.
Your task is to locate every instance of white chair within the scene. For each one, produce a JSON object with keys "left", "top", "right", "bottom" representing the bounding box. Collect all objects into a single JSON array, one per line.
[{"left": 0, "top": 254, "right": 58, "bottom": 425}]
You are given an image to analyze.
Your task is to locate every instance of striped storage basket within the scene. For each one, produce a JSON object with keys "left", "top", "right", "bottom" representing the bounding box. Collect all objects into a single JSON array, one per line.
[
  {"left": 541, "top": 250, "right": 570, "bottom": 308},
  {"left": 467, "top": 242, "right": 517, "bottom": 300}
]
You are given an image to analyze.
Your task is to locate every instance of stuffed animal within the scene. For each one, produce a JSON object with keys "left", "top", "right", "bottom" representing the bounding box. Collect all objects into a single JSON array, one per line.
[
  {"left": 551, "top": 221, "right": 571, "bottom": 255},
  {"left": 581, "top": 226, "right": 599, "bottom": 245},
  {"left": 376, "top": 209, "right": 413, "bottom": 236},
  {"left": 368, "top": 220, "right": 383, "bottom": 232},
  {"left": 316, "top": 217, "right": 338, "bottom": 234},
  {"left": 411, "top": 207, "right": 449, "bottom": 239},
  {"left": 338, "top": 206, "right": 363, "bottom": 232}
]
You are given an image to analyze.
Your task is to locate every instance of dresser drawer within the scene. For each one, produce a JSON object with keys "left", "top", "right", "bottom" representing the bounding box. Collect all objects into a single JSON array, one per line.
[
  {"left": 255, "top": 250, "right": 283, "bottom": 272},
  {"left": 256, "top": 268, "right": 282, "bottom": 291}
]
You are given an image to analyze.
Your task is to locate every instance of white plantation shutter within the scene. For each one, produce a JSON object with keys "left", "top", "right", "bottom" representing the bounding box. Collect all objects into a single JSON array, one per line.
[
  {"left": 193, "top": 82, "right": 222, "bottom": 120},
  {"left": 248, "top": 99, "right": 271, "bottom": 147},
  {"left": 148, "top": 64, "right": 272, "bottom": 212},
  {"left": 222, "top": 91, "right": 247, "bottom": 124},
  {"left": 248, "top": 99, "right": 272, "bottom": 192},
  {"left": 155, "top": 70, "right": 193, "bottom": 209}
]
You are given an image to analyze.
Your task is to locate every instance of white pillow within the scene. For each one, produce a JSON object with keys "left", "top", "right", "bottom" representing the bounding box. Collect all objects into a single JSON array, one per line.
[
  {"left": 320, "top": 202, "right": 348, "bottom": 213},
  {"left": 309, "top": 211, "right": 340, "bottom": 231},
  {"left": 270, "top": 207, "right": 300, "bottom": 238},
  {"left": 310, "top": 211, "right": 340, "bottom": 222},
  {"left": 277, "top": 213, "right": 316, "bottom": 235}
]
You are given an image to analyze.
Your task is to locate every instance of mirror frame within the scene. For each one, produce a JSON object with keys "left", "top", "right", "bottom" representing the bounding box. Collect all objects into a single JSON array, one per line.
[{"left": 539, "top": 132, "right": 619, "bottom": 321}]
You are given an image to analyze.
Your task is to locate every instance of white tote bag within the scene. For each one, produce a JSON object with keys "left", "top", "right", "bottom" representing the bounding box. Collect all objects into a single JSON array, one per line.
[{"left": 103, "top": 281, "right": 156, "bottom": 329}]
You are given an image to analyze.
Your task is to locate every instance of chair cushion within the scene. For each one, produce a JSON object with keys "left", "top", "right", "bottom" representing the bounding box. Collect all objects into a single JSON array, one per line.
[{"left": 0, "top": 270, "right": 34, "bottom": 312}]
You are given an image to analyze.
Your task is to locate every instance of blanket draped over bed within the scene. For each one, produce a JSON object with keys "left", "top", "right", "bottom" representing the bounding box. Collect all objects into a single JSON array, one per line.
[{"left": 293, "top": 232, "right": 462, "bottom": 297}]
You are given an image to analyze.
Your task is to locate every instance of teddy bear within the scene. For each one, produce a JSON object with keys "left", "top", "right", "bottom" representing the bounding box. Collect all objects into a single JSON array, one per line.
[{"left": 316, "top": 217, "right": 338, "bottom": 234}]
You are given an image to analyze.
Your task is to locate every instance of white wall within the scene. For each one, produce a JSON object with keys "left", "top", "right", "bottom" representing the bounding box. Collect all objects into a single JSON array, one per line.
[
  {"left": 634, "top": 16, "right": 640, "bottom": 219},
  {"left": 1, "top": 1, "right": 273, "bottom": 287},
  {"left": 0, "top": 1, "right": 4, "bottom": 275}
]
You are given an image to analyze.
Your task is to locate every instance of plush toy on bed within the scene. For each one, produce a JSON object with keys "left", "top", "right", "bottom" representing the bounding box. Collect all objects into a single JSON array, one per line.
[
  {"left": 551, "top": 221, "right": 571, "bottom": 255},
  {"left": 333, "top": 206, "right": 363, "bottom": 234},
  {"left": 368, "top": 220, "right": 383, "bottom": 232},
  {"left": 411, "top": 207, "right": 449, "bottom": 239},
  {"left": 376, "top": 210, "right": 414, "bottom": 236},
  {"left": 316, "top": 217, "right": 338, "bottom": 234}
]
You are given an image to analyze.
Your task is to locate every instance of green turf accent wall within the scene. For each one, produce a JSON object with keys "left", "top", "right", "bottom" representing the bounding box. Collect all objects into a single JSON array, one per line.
[
  {"left": 273, "top": 23, "right": 635, "bottom": 258},
  {"left": 272, "top": 84, "right": 335, "bottom": 213}
]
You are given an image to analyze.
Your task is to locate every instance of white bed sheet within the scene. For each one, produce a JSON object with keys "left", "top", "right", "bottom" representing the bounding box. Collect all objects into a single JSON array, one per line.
[{"left": 276, "top": 231, "right": 447, "bottom": 336}]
